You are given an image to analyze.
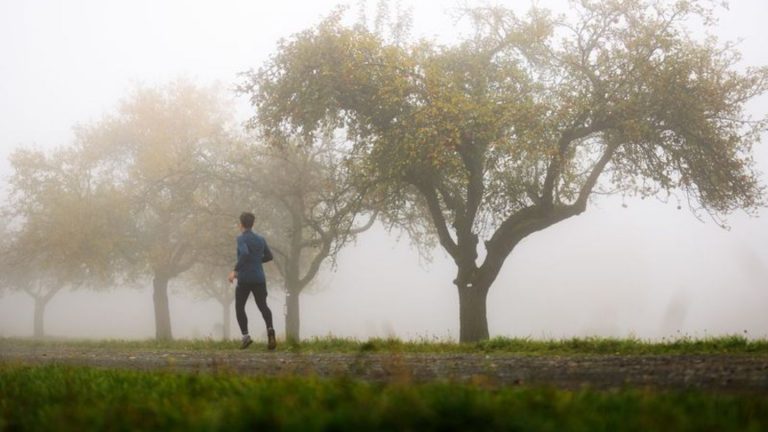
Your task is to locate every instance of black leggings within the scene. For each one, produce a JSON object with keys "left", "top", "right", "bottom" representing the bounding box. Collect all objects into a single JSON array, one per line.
[{"left": 235, "top": 282, "right": 273, "bottom": 335}]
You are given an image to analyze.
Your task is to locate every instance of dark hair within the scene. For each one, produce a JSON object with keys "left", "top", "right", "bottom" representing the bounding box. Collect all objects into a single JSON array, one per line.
[{"left": 239, "top": 212, "right": 255, "bottom": 229}]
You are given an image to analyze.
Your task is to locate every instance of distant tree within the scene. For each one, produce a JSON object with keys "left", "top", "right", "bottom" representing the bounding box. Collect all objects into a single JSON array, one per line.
[
  {"left": 178, "top": 180, "right": 254, "bottom": 341},
  {"left": 1, "top": 146, "right": 125, "bottom": 338},
  {"left": 78, "top": 80, "right": 235, "bottom": 340},
  {"left": 0, "top": 221, "right": 9, "bottom": 296},
  {"left": 245, "top": 1, "right": 767, "bottom": 342}
]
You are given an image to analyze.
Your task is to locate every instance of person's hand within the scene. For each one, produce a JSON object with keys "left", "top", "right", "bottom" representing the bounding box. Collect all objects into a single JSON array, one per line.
[{"left": 227, "top": 271, "right": 236, "bottom": 284}]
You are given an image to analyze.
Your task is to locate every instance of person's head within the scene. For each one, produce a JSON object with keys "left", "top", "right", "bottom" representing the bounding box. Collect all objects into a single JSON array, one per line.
[{"left": 239, "top": 212, "right": 255, "bottom": 231}]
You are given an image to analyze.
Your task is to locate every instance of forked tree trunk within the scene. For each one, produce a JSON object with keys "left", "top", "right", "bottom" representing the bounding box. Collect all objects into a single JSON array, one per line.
[
  {"left": 457, "top": 282, "right": 490, "bottom": 343},
  {"left": 153, "top": 274, "right": 173, "bottom": 341},
  {"left": 285, "top": 287, "right": 301, "bottom": 343},
  {"left": 33, "top": 298, "right": 47, "bottom": 339}
]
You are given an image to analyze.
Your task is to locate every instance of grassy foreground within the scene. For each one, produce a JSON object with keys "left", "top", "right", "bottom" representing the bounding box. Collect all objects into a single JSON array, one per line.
[
  {"left": 4, "top": 334, "right": 768, "bottom": 355},
  {"left": 1, "top": 364, "right": 766, "bottom": 432}
]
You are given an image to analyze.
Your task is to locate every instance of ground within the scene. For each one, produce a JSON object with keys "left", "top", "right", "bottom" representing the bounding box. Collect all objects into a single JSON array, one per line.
[{"left": 2, "top": 340, "right": 767, "bottom": 392}]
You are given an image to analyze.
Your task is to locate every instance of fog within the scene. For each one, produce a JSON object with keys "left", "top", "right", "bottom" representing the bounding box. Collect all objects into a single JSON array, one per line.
[{"left": 1, "top": 0, "right": 767, "bottom": 341}]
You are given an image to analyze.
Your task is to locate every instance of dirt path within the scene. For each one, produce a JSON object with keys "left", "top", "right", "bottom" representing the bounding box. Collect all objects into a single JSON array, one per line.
[{"left": 2, "top": 343, "right": 767, "bottom": 392}]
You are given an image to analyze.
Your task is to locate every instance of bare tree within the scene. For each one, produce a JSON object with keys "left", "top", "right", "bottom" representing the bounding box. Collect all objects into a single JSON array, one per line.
[{"left": 213, "top": 135, "right": 375, "bottom": 341}]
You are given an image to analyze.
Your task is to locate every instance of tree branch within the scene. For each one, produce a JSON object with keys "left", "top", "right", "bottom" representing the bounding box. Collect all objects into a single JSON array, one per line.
[
  {"left": 574, "top": 140, "right": 620, "bottom": 211},
  {"left": 435, "top": 180, "right": 464, "bottom": 214},
  {"left": 413, "top": 180, "right": 459, "bottom": 259},
  {"left": 348, "top": 211, "right": 378, "bottom": 235},
  {"left": 541, "top": 120, "right": 605, "bottom": 205},
  {"left": 42, "top": 284, "right": 65, "bottom": 304},
  {"left": 457, "top": 136, "right": 485, "bottom": 233},
  {"left": 298, "top": 238, "right": 332, "bottom": 289}
]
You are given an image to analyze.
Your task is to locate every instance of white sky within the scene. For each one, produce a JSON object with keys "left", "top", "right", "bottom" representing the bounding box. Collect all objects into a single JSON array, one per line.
[{"left": 1, "top": 0, "right": 767, "bottom": 341}]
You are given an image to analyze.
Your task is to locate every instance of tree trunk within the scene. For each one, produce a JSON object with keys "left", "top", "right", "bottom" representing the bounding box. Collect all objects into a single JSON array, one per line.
[
  {"left": 457, "top": 283, "right": 490, "bottom": 343},
  {"left": 285, "top": 288, "right": 300, "bottom": 343},
  {"left": 222, "top": 301, "right": 231, "bottom": 340},
  {"left": 33, "top": 297, "right": 46, "bottom": 339},
  {"left": 152, "top": 274, "right": 173, "bottom": 341}
]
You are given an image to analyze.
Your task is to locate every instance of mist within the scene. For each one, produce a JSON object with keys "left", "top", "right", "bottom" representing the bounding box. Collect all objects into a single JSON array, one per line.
[{"left": 1, "top": 0, "right": 767, "bottom": 342}]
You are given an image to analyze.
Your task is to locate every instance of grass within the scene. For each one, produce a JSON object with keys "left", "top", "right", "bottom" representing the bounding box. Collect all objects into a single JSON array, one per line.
[
  {"left": 3, "top": 334, "right": 768, "bottom": 355},
  {"left": 1, "top": 364, "right": 767, "bottom": 431}
]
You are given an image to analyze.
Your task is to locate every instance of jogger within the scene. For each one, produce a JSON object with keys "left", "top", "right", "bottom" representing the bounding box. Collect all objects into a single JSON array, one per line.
[{"left": 228, "top": 211, "right": 276, "bottom": 350}]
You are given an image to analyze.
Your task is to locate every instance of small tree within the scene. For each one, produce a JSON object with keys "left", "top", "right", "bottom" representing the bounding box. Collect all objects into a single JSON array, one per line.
[
  {"left": 2, "top": 146, "right": 124, "bottom": 337},
  {"left": 211, "top": 136, "right": 374, "bottom": 342},
  {"left": 246, "top": 1, "right": 767, "bottom": 341},
  {"left": 0, "top": 219, "right": 63, "bottom": 338}
]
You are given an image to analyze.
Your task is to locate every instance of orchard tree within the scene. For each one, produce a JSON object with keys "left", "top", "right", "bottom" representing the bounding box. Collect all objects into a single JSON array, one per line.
[
  {"left": 79, "top": 80, "right": 235, "bottom": 340},
  {"left": 2, "top": 146, "right": 125, "bottom": 337},
  {"left": 245, "top": 1, "right": 767, "bottom": 341}
]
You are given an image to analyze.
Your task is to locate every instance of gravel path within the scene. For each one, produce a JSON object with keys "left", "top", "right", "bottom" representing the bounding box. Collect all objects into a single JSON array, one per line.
[{"left": 2, "top": 343, "right": 767, "bottom": 392}]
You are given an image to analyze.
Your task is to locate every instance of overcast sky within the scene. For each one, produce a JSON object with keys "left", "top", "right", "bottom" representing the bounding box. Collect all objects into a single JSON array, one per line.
[{"left": 1, "top": 0, "right": 767, "bottom": 341}]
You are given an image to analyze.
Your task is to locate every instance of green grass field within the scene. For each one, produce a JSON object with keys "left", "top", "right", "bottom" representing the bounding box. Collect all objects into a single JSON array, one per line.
[
  {"left": 4, "top": 334, "right": 768, "bottom": 355},
  {"left": 1, "top": 364, "right": 766, "bottom": 432}
]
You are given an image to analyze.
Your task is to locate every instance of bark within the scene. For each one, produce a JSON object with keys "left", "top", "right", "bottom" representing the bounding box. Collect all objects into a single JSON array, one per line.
[
  {"left": 222, "top": 301, "right": 231, "bottom": 340},
  {"left": 33, "top": 298, "right": 46, "bottom": 339},
  {"left": 152, "top": 274, "right": 173, "bottom": 341},
  {"left": 284, "top": 205, "right": 305, "bottom": 343},
  {"left": 30, "top": 285, "right": 62, "bottom": 339},
  {"left": 285, "top": 287, "right": 301, "bottom": 342},
  {"left": 457, "top": 281, "right": 490, "bottom": 343}
]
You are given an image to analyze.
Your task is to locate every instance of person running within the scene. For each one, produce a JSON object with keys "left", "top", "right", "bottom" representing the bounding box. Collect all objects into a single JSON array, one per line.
[{"left": 228, "top": 211, "right": 276, "bottom": 350}]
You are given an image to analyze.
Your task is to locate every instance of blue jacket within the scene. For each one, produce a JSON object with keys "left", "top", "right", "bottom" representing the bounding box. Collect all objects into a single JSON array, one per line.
[{"left": 233, "top": 229, "right": 273, "bottom": 284}]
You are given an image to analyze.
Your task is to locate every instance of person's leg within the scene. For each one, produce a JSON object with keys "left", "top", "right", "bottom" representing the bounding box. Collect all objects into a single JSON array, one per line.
[
  {"left": 252, "top": 282, "right": 273, "bottom": 330},
  {"left": 253, "top": 282, "right": 276, "bottom": 350},
  {"left": 234, "top": 283, "right": 251, "bottom": 336}
]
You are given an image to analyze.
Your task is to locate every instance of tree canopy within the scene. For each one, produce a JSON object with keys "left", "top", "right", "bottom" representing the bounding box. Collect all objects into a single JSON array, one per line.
[{"left": 2, "top": 145, "right": 126, "bottom": 336}]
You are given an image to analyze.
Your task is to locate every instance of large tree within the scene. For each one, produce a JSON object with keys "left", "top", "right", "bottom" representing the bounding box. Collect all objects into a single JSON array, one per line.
[
  {"left": 245, "top": 1, "right": 767, "bottom": 341},
  {"left": 79, "top": 80, "right": 235, "bottom": 340}
]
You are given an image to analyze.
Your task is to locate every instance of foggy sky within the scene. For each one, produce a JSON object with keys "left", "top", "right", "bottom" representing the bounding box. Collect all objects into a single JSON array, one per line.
[{"left": 1, "top": 0, "right": 767, "bottom": 341}]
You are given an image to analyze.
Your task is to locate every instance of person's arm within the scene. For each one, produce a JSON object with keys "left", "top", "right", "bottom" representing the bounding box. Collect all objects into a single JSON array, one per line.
[{"left": 262, "top": 241, "right": 273, "bottom": 263}]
